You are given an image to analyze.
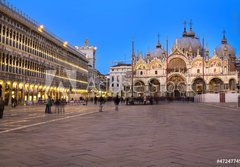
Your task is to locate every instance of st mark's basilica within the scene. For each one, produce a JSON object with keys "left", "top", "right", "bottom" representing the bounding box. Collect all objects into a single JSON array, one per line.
[{"left": 126, "top": 22, "right": 238, "bottom": 98}]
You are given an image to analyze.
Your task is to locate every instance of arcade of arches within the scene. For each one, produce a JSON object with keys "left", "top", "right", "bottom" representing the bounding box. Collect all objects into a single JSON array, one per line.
[
  {"left": 0, "top": 5, "right": 89, "bottom": 105},
  {"left": 131, "top": 55, "right": 238, "bottom": 98},
  {"left": 0, "top": 80, "right": 86, "bottom": 105}
]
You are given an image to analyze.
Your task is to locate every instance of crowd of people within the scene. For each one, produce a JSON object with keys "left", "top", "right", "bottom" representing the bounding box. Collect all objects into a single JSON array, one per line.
[
  {"left": 0, "top": 93, "right": 195, "bottom": 119},
  {"left": 45, "top": 96, "right": 67, "bottom": 114}
]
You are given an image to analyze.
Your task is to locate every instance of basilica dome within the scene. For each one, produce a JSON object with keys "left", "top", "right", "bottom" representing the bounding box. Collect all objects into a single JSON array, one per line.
[
  {"left": 151, "top": 47, "right": 165, "bottom": 58},
  {"left": 173, "top": 36, "right": 202, "bottom": 54},
  {"left": 173, "top": 20, "right": 202, "bottom": 56},
  {"left": 215, "top": 34, "right": 235, "bottom": 61},
  {"left": 151, "top": 40, "right": 165, "bottom": 58}
]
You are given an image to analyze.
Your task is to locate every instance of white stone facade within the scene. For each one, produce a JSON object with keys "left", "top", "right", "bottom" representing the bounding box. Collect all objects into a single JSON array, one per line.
[
  {"left": 109, "top": 63, "right": 132, "bottom": 96},
  {"left": 125, "top": 26, "right": 238, "bottom": 98}
]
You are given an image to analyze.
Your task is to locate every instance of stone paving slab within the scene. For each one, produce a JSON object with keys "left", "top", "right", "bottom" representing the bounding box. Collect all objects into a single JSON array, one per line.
[{"left": 0, "top": 102, "right": 240, "bottom": 167}]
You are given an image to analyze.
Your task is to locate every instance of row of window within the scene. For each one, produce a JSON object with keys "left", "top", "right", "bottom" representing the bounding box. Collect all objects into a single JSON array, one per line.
[
  {"left": 0, "top": 52, "right": 88, "bottom": 82},
  {"left": 0, "top": 52, "right": 45, "bottom": 78},
  {"left": 138, "top": 71, "right": 158, "bottom": 75},
  {"left": 0, "top": 12, "right": 87, "bottom": 71}
]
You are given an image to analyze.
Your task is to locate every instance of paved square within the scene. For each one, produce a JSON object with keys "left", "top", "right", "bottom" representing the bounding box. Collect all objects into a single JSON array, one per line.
[{"left": 0, "top": 103, "right": 240, "bottom": 167}]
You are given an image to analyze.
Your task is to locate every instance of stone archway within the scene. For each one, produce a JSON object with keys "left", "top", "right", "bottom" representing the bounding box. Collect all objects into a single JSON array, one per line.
[
  {"left": 168, "top": 75, "right": 186, "bottom": 97},
  {"left": 229, "top": 79, "right": 236, "bottom": 91},
  {"left": 192, "top": 78, "right": 206, "bottom": 94},
  {"left": 134, "top": 80, "right": 145, "bottom": 96},
  {"left": 209, "top": 78, "right": 224, "bottom": 93},
  {"left": 148, "top": 79, "right": 160, "bottom": 96}
]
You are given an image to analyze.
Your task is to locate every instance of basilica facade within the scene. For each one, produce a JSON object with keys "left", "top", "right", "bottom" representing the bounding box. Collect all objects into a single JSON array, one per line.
[{"left": 128, "top": 24, "right": 238, "bottom": 98}]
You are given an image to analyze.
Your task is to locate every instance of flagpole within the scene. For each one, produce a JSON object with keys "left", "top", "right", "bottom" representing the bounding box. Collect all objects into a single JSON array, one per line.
[
  {"left": 131, "top": 38, "right": 135, "bottom": 99},
  {"left": 166, "top": 36, "right": 168, "bottom": 96},
  {"left": 202, "top": 37, "right": 205, "bottom": 94}
]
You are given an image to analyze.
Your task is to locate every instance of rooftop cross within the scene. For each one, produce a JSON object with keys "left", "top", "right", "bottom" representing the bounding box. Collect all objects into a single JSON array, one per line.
[
  {"left": 190, "top": 19, "right": 193, "bottom": 30},
  {"left": 184, "top": 20, "right": 187, "bottom": 31},
  {"left": 223, "top": 30, "right": 226, "bottom": 38}
]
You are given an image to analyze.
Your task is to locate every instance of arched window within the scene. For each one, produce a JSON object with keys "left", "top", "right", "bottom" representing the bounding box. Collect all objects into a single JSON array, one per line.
[{"left": 229, "top": 79, "right": 236, "bottom": 91}]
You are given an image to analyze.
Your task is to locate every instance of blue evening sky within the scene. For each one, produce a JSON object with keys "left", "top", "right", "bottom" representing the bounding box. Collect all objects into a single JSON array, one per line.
[{"left": 9, "top": 0, "right": 240, "bottom": 74}]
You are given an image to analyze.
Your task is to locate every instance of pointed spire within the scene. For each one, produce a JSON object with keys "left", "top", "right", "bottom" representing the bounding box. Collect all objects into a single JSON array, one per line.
[
  {"left": 197, "top": 49, "right": 200, "bottom": 56},
  {"left": 139, "top": 51, "right": 143, "bottom": 59},
  {"left": 147, "top": 48, "right": 151, "bottom": 55},
  {"left": 205, "top": 44, "right": 209, "bottom": 52},
  {"left": 190, "top": 19, "right": 193, "bottom": 31},
  {"left": 221, "top": 30, "right": 227, "bottom": 44},
  {"left": 175, "top": 39, "right": 179, "bottom": 49},
  {"left": 85, "top": 38, "right": 89, "bottom": 46},
  {"left": 182, "top": 20, "right": 187, "bottom": 37},
  {"left": 204, "top": 44, "right": 209, "bottom": 61},
  {"left": 202, "top": 36, "right": 205, "bottom": 58},
  {"left": 187, "top": 19, "right": 195, "bottom": 37},
  {"left": 213, "top": 49, "right": 217, "bottom": 57},
  {"left": 132, "top": 36, "right": 135, "bottom": 62},
  {"left": 156, "top": 33, "right": 161, "bottom": 48}
]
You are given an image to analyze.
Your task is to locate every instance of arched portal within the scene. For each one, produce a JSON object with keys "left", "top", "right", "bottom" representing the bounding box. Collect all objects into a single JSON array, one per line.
[
  {"left": 192, "top": 78, "right": 206, "bottom": 94},
  {"left": 148, "top": 79, "right": 160, "bottom": 96},
  {"left": 168, "top": 75, "right": 186, "bottom": 97},
  {"left": 134, "top": 80, "right": 145, "bottom": 96},
  {"left": 209, "top": 78, "right": 224, "bottom": 93},
  {"left": 229, "top": 79, "right": 236, "bottom": 91}
]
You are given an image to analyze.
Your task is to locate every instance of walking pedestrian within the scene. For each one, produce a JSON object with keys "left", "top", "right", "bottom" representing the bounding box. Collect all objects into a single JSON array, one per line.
[
  {"left": 45, "top": 96, "right": 52, "bottom": 114},
  {"left": 0, "top": 84, "right": 2, "bottom": 97},
  {"left": 94, "top": 96, "right": 98, "bottom": 105},
  {"left": 60, "top": 98, "right": 66, "bottom": 113},
  {"left": 11, "top": 97, "right": 15, "bottom": 108},
  {"left": 85, "top": 97, "right": 88, "bottom": 106},
  {"left": 55, "top": 99, "right": 60, "bottom": 113},
  {"left": 0, "top": 97, "right": 5, "bottom": 119},
  {"left": 99, "top": 96, "right": 104, "bottom": 112},
  {"left": 126, "top": 97, "right": 129, "bottom": 105},
  {"left": 114, "top": 95, "right": 120, "bottom": 111}
]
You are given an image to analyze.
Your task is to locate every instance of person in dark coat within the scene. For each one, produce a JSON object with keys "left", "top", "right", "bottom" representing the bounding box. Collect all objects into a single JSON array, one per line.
[
  {"left": 0, "top": 97, "right": 4, "bottom": 119},
  {"left": 94, "top": 96, "right": 98, "bottom": 105},
  {"left": 98, "top": 96, "right": 104, "bottom": 112},
  {"left": 55, "top": 99, "right": 60, "bottom": 113},
  {"left": 45, "top": 96, "right": 52, "bottom": 114},
  {"left": 114, "top": 95, "right": 120, "bottom": 111}
]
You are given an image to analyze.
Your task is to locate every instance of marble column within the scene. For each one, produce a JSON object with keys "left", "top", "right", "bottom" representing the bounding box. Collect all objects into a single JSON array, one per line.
[
  {"left": 21, "top": 83, "right": 25, "bottom": 105},
  {"left": 15, "top": 84, "right": 19, "bottom": 104},
  {"left": 8, "top": 83, "right": 12, "bottom": 105},
  {"left": 2, "top": 80, "right": 6, "bottom": 101}
]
